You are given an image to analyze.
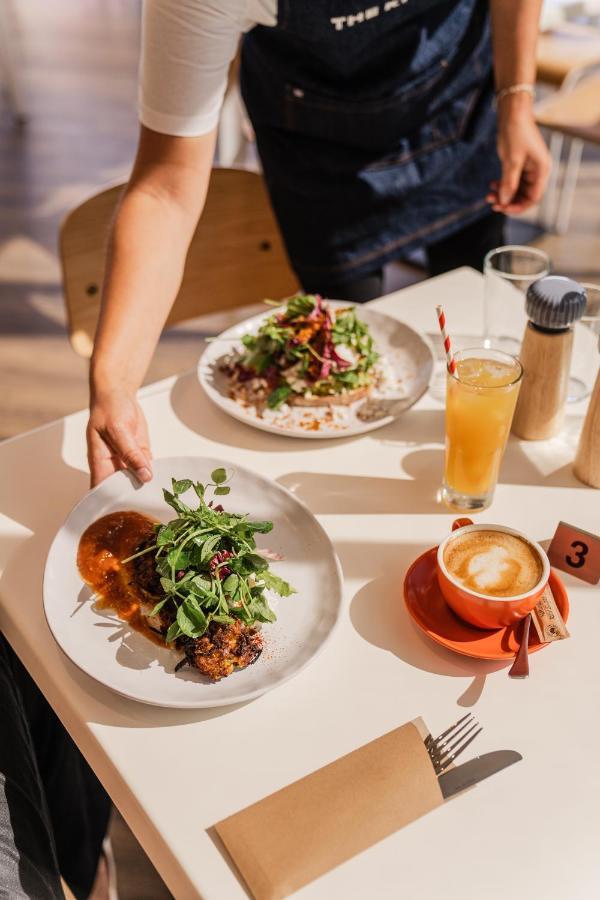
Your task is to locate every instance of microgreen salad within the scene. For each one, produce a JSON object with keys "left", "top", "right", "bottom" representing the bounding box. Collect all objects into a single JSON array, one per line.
[
  {"left": 228, "top": 294, "right": 380, "bottom": 409},
  {"left": 123, "top": 469, "right": 295, "bottom": 644}
]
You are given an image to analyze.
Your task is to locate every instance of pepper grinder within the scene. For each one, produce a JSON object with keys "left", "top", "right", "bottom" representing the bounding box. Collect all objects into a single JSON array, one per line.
[
  {"left": 574, "top": 334, "right": 600, "bottom": 488},
  {"left": 512, "top": 276, "right": 586, "bottom": 440}
]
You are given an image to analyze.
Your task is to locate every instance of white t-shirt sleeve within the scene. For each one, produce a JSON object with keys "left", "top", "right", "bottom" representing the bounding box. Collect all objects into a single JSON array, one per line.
[{"left": 139, "top": 0, "right": 250, "bottom": 137}]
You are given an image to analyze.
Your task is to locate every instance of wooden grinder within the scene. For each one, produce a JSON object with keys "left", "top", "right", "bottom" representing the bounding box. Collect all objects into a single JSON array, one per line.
[
  {"left": 574, "top": 333, "right": 600, "bottom": 488},
  {"left": 512, "top": 276, "right": 586, "bottom": 440}
]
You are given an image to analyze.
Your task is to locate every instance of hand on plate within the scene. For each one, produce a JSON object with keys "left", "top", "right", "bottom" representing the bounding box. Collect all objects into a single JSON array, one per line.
[
  {"left": 87, "top": 389, "right": 152, "bottom": 487},
  {"left": 487, "top": 97, "right": 551, "bottom": 215}
]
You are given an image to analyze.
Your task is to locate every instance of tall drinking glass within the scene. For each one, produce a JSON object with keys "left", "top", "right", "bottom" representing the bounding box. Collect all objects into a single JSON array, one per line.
[
  {"left": 483, "top": 246, "right": 550, "bottom": 353},
  {"left": 569, "top": 284, "right": 600, "bottom": 402},
  {"left": 443, "top": 348, "right": 523, "bottom": 512}
]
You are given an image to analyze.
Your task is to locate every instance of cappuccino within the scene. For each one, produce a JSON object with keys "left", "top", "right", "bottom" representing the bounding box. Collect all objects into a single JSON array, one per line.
[{"left": 444, "top": 530, "right": 543, "bottom": 598}]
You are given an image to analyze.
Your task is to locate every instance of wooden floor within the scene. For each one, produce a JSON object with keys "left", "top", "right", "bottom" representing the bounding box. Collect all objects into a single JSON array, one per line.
[{"left": 0, "top": 2, "right": 599, "bottom": 897}]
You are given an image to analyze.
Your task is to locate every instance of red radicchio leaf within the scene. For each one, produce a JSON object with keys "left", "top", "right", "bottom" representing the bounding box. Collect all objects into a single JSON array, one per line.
[
  {"left": 308, "top": 294, "right": 324, "bottom": 320},
  {"left": 319, "top": 318, "right": 333, "bottom": 379},
  {"left": 320, "top": 308, "right": 350, "bottom": 373},
  {"left": 263, "top": 365, "right": 280, "bottom": 388},
  {"left": 319, "top": 352, "right": 332, "bottom": 380},
  {"left": 235, "top": 363, "right": 254, "bottom": 382}
]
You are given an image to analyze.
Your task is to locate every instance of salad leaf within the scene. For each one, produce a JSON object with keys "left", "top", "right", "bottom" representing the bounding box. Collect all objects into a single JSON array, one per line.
[
  {"left": 286, "top": 294, "right": 315, "bottom": 318},
  {"left": 172, "top": 478, "right": 193, "bottom": 495},
  {"left": 160, "top": 576, "right": 176, "bottom": 594},
  {"left": 156, "top": 525, "right": 176, "bottom": 547},
  {"left": 125, "top": 471, "right": 296, "bottom": 637},
  {"left": 234, "top": 294, "right": 379, "bottom": 408},
  {"left": 200, "top": 534, "right": 221, "bottom": 563},
  {"left": 148, "top": 597, "right": 170, "bottom": 617},
  {"left": 176, "top": 598, "right": 208, "bottom": 638},
  {"left": 261, "top": 570, "right": 296, "bottom": 597},
  {"left": 267, "top": 383, "right": 293, "bottom": 409}
]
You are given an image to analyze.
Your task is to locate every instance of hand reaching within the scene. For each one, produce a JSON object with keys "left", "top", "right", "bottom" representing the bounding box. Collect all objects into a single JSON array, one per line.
[
  {"left": 87, "top": 389, "right": 152, "bottom": 488},
  {"left": 487, "top": 98, "right": 551, "bottom": 215}
]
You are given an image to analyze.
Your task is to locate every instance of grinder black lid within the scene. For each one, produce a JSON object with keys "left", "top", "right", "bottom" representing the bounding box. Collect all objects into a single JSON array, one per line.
[{"left": 526, "top": 276, "right": 586, "bottom": 330}]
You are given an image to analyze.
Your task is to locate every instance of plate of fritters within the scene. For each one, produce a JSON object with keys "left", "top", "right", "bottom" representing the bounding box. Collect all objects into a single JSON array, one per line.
[
  {"left": 43, "top": 457, "right": 343, "bottom": 708},
  {"left": 199, "top": 295, "right": 434, "bottom": 438}
]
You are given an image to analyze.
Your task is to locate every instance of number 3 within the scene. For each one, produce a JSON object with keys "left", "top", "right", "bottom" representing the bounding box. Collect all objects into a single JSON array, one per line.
[{"left": 566, "top": 540, "right": 589, "bottom": 569}]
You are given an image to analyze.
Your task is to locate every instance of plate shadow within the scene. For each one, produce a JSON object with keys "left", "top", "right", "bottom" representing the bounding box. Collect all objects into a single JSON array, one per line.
[
  {"left": 400, "top": 431, "right": 587, "bottom": 490},
  {"left": 169, "top": 372, "right": 356, "bottom": 453},
  {"left": 349, "top": 574, "right": 506, "bottom": 681},
  {"left": 277, "top": 472, "right": 443, "bottom": 515}
]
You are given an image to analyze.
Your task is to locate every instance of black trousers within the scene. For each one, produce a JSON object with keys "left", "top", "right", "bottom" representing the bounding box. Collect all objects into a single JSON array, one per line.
[
  {"left": 0, "top": 634, "right": 111, "bottom": 899},
  {"left": 302, "top": 211, "right": 506, "bottom": 302}
]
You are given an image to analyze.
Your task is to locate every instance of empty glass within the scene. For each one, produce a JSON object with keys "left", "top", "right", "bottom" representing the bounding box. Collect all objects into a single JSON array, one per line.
[
  {"left": 483, "top": 246, "right": 551, "bottom": 354},
  {"left": 569, "top": 283, "right": 600, "bottom": 402}
]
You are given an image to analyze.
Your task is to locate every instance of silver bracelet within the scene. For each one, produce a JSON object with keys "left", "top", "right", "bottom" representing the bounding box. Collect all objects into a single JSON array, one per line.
[{"left": 495, "top": 83, "right": 536, "bottom": 104}]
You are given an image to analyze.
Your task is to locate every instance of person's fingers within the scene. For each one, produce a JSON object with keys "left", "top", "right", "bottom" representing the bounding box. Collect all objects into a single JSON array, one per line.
[
  {"left": 105, "top": 421, "right": 153, "bottom": 482},
  {"left": 498, "top": 154, "right": 524, "bottom": 207},
  {"left": 499, "top": 161, "right": 549, "bottom": 214},
  {"left": 497, "top": 200, "right": 528, "bottom": 215},
  {"left": 87, "top": 425, "right": 119, "bottom": 488},
  {"left": 486, "top": 180, "right": 499, "bottom": 204},
  {"left": 136, "top": 414, "right": 153, "bottom": 465},
  {"left": 522, "top": 161, "right": 550, "bottom": 207}
]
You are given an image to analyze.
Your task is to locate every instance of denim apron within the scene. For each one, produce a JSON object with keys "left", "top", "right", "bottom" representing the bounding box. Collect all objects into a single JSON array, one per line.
[{"left": 240, "top": 0, "right": 499, "bottom": 285}]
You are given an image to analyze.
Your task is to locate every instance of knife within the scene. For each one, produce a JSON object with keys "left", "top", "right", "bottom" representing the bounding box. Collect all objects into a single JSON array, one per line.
[{"left": 438, "top": 750, "right": 522, "bottom": 799}]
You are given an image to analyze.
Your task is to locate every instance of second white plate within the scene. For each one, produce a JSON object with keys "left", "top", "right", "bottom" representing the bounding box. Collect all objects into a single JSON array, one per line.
[{"left": 198, "top": 301, "right": 433, "bottom": 439}]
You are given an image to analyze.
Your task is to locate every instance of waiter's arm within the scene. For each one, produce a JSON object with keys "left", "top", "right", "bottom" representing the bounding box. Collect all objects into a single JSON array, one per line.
[
  {"left": 488, "top": 0, "right": 550, "bottom": 213},
  {"left": 88, "top": 125, "right": 216, "bottom": 486}
]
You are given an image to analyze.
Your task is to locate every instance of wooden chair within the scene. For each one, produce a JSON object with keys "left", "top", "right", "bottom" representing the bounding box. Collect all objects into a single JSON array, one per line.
[
  {"left": 535, "top": 24, "right": 600, "bottom": 233},
  {"left": 0, "top": 0, "right": 27, "bottom": 123},
  {"left": 536, "top": 23, "right": 600, "bottom": 88},
  {"left": 535, "top": 71, "right": 600, "bottom": 233},
  {"left": 59, "top": 168, "right": 299, "bottom": 356}
]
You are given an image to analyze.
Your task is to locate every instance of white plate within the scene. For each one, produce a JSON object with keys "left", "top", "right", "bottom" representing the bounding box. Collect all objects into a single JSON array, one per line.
[
  {"left": 43, "top": 457, "right": 343, "bottom": 708},
  {"left": 198, "top": 301, "right": 434, "bottom": 439}
]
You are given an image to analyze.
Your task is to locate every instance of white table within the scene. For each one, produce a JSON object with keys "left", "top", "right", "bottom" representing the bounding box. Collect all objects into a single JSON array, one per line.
[{"left": 1, "top": 268, "right": 599, "bottom": 900}]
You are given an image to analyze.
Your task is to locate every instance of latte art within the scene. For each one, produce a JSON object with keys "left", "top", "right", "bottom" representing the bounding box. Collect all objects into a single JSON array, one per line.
[{"left": 444, "top": 530, "right": 543, "bottom": 598}]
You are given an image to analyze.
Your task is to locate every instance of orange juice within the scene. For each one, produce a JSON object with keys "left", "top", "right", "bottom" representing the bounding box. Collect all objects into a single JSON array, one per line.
[{"left": 443, "top": 350, "right": 522, "bottom": 511}]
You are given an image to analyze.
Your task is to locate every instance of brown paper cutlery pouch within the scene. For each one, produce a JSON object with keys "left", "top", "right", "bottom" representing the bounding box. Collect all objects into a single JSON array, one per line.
[{"left": 214, "top": 718, "right": 443, "bottom": 900}]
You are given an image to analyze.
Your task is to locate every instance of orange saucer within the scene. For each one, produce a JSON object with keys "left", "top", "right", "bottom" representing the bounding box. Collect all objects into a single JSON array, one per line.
[{"left": 403, "top": 548, "right": 570, "bottom": 660}]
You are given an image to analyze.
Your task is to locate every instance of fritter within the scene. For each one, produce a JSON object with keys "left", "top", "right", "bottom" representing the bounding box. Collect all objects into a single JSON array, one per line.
[
  {"left": 131, "top": 540, "right": 263, "bottom": 682},
  {"left": 177, "top": 620, "right": 263, "bottom": 681}
]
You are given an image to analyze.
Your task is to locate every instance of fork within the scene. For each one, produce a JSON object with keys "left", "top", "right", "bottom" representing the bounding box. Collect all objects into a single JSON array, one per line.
[{"left": 425, "top": 713, "right": 483, "bottom": 775}]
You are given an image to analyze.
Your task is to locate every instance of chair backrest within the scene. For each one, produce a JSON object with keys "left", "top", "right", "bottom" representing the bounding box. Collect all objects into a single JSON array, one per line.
[
  {"left": 60, "top": 168, "right": 299, "bottom": 356},
  {"left": 535, "top": 71, "right": 600, "bottom": 141},
  {"left": 536, "top": 23, "right": 600, "bottom": 87}
]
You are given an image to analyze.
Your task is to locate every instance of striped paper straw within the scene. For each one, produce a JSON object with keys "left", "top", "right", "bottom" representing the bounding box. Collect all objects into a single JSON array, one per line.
[{"left": 435, "top": 305, "right": 456, "bottom": 375}]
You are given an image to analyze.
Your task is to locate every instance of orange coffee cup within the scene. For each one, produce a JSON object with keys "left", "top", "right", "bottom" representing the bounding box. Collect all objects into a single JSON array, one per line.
[{"left": 436, "top": 518, "right": 550, "bottom": 630}]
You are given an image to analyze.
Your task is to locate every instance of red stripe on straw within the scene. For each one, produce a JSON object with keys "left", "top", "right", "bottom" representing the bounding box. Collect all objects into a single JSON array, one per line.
[{"left": 435, "top": 305, "right": 456, "bottom": 375}]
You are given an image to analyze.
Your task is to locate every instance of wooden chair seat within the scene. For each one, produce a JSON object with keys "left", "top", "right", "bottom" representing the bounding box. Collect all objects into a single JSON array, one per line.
[
  {"left": 60, "top": 168, "right": 299, "bottom": 357},
  {"left": 535, "top": 71, "right": 600, "bottom": 234},
  {"left": 536, "top": 72, "right": 600, "bottom": 143},
  {"left": 537, "top": 23, "right": 600, "bottom": 86}
]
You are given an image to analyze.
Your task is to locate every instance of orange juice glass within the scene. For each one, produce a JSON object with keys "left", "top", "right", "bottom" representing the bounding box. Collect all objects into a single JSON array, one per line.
[{"left": 443, "top": 348, "right": 523, "bottom": 512}]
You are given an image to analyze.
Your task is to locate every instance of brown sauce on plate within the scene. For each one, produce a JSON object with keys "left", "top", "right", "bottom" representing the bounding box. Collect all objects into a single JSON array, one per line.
[{"left": 77, "top": 511, "right": 163, "bottom": 645}]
